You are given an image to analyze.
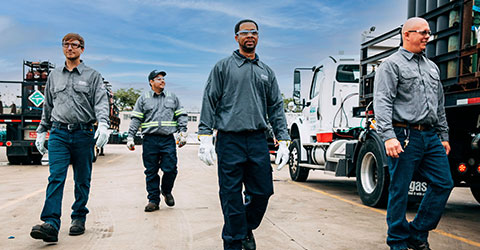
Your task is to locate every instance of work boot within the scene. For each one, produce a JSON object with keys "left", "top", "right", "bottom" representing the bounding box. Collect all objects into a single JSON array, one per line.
[
  {"left": 144, "top": 202, "right": 159, "bottom": 212},
  {"left": 162, "top": 192, "right": 175, "bottom": 207},
  {"left": 406, "top": 238, "right": 431, "bottom": 250},
  {"left": 242, "top": 230, "right": 256, "bottom": 250},
  {"left": 30, "top": 222, "right": 58, "bottom": 243},
  {"left": 69, "top": 219, "right": 85, "bottom": 236}
]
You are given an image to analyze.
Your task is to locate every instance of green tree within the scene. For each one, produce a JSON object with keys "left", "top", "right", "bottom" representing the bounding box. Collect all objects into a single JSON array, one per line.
[{"left": 114, "top": 88, "right": 141, "bottom": 111}]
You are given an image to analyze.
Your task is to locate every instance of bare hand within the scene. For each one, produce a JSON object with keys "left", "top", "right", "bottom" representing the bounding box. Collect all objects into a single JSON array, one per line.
[
  {"left": 441, "top": 141, "right": 450, "bottom": 155},
  {"left": 385, "top": 138, "right": 404, "bottom": 158}
]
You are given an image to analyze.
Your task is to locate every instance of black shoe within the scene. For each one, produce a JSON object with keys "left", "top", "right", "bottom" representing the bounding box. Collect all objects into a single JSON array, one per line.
[
  {"left": 406, "top": 238, "right": 431, "bottom": 250},
  {"left": 144, "top": 202, "right": 160, "bottom": 212},
  {"left": 30, "top": 223, "right": 58, "bottom": 243},
  {"left": 69, "top": 219, "right": 85, "bottom": 236},
  {"left": 241, "top": 231, "right": 256, "bottom": 250},
  {"left": 162, "top": 192, "right": 175, "bottom": 207}
]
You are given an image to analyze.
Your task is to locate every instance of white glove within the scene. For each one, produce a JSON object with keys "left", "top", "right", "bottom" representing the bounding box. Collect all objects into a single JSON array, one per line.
[
  {"left": 35, "top": 132, "right": 47, "bottom": 155},
  {"left": 198, "top": 135, "right": 216, "bottom": 166},
  {"left": 275, "top": 140, "right": 290, "bottom": 170},
  {"left": 177, "top": 131, "right": 188, "bottom": 148},
  {"left": 94, "top": 122, "right": 109, "bottom": 148},
  {"left": 126, "top": 137, "right": 135, "bottom": 151}
]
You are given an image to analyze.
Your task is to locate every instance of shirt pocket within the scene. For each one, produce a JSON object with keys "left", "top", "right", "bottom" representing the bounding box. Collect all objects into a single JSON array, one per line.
[
  {"left": 427, "top": 70, "right": 440, "bottom": 95},
  {"left": 72, "top": 83, "right": 91, "bottom": 106},
  {"left": 398, "top": 70, "right": 417, "bottom": 92},
  {"left": 52, "top": 81, "right": 68, "bottom": 102}
]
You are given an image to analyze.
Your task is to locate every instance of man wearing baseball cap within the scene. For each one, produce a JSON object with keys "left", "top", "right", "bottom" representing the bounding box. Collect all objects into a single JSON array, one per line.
[{"left": 126, "top": 70, "right": 188, "bottom": 212}]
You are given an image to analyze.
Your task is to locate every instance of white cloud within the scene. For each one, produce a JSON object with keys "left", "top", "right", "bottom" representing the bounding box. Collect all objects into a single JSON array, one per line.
[{"left": 83, "top": 54, "right": 196, "bottom": 67}]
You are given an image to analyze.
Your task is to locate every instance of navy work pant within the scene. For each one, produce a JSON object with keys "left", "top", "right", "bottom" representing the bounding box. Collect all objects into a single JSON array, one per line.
[
  {"left": 386, "top": 127, "right": 453, "bottom": 250},
  {"left": 41, "top": 125, "right": 95, "bottom": 231},
  {"left": 216, "top": 130, "right": 274, "bottom": 250},
  {"left": 142, "top": 134, "right": 178, "bottom": 205}
]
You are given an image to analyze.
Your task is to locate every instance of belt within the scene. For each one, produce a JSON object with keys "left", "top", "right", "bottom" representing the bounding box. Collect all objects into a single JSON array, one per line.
[
  {"left": 52, "top": 122, "right": 93, "bottom": 131},
  {"left": 392, "top": 122, "right": 431, "bottom": 131}
]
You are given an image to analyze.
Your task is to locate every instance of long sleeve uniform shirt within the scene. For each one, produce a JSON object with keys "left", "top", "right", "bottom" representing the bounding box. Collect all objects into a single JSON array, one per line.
[
  {"left": 128, "top": 90, "right": 187, "bottom": 137},
  {"left": 37, "top": 62, "right": 109, "bottom": 133},
  {"left": 198, "top": 50, "right": 290, "bottom": 141},
  {"left": 373, "top": 47, "right": 449, "bottom": 142}
]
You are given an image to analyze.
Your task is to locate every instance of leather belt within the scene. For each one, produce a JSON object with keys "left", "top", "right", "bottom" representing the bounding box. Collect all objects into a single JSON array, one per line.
[
  {"left": 52, "top": 122, "right": 93, "bottom": 131},
  {"left": 392, "top": 122, "right": 431, "bottom": 131}
]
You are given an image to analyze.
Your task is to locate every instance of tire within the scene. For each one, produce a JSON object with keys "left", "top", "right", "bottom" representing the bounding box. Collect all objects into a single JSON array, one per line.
[
  {"left": 289, "top": 139, "right": 309, "bottom": 182},
  {"left": 31, "top": 154, "right": 43, "bottom": 165},
  {"left": 7, "top": 155, "right": 23, "bottom": 165},
  {"left": 471, "top": 186, "right": 480, "bottom": 204},
  {"left": 356, "top": 139, "right": 389, "bottom": 207},
  {"left": 93, "top": 145, "right": 99, "bottom": 163}
]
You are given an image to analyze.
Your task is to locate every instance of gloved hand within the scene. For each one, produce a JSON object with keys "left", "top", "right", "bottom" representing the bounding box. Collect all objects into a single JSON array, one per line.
[
  {"left": 177, "top": 131, "right": 188, "bottom": 148},
  {"left": 198, "top": 135, "right": 216, "bottom": 166},
  {"left": 94, "top": 122, "right": 109, "bottom": 148},
  {"left": 126, "top": 137, "right": 135, "bottom": 151},
  {"left": 35, "top": 132, "right": 47, "bottom": 155},
  {"left": 275, "top": 140, "right": 290, "bottom": 170}
]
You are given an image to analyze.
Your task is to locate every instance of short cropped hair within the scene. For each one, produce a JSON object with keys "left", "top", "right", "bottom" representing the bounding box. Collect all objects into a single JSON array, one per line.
[
  {"left": 62, "top": 33, "right": 85, "bottom": 48},
  {"left": 234, "top": 19, "right": 259, "bottom": 34}
]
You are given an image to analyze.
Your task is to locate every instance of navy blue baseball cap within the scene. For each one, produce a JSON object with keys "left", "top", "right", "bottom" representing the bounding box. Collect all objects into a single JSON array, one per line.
[{"left": 148, "top": 70, "right": 166, "bottom": 81}]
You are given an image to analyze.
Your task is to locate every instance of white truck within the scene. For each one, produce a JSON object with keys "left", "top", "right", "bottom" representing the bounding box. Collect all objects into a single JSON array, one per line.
[{"left": 287, "top": 54, "right": 428, "bottom": 207}]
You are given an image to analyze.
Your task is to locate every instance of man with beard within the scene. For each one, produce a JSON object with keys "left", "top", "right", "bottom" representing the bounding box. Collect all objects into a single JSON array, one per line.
[
  {"left": 198, "top": 19, "right": 290, "bottom": 250},
  {"left": 31, "top": 33, "right": 109, "bottom": 242},
  {"left": 374, "top": 17, "right": 453, "bottom": 250}
]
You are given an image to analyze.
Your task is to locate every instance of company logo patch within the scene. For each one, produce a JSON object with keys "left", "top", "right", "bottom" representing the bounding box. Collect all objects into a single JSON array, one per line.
[
  {"left": 261, "top": 74, "right": 268, "bottom": 81},
  {"left": 78, "top": 80, "right": 88, "bottom": 86}
]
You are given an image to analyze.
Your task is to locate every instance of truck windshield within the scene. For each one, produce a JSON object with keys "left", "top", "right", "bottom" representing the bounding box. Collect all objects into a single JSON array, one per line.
[{"left": 336, "top": 65, "right": 359, "bottom": 83}]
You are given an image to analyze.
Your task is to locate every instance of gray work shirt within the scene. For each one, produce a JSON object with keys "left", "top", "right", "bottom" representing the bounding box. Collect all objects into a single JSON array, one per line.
[
  {"left": 373, "top": 47, "right": 449, "bottom": 141},
  {"left": 37, "top": 62, "right": 109, "bottom": 133},
  {"left": 128, "top": 90, "right": 187, "bottom": 137},
  {"left": 198, "top": 50, "right": 290, "bottom": 141}
]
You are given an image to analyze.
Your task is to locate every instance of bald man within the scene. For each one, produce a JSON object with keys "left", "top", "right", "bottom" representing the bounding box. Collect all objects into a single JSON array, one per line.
[{"left": 373, "top": 17, "right": 453, "bottom": 250}]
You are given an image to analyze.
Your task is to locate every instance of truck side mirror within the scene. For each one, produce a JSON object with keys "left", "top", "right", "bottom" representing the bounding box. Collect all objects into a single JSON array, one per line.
[
  {"left": 293, "top": 70, "right": 301, "bottom": 105},
  {"left": 332, "top": 97, "right": 337, "bottom": 106}
]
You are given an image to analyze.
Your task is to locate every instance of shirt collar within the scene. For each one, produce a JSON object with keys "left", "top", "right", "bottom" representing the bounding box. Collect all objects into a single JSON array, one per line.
[
  {"left": 150, "top": 89, "right": 165, "bottom": 97},
  {"left": 63, "top": 60, "right": 85, "bottom": 74},
  {"left": 233, "top": 50, "right": 263, "bottom": 69},
  {"left": 399, "top": 47, "right": 424, "bottom": 61}
]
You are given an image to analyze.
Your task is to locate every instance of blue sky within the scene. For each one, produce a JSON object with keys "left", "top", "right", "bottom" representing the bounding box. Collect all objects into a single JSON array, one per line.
[{"left": 0, "top": 0, "right": 407, "bottom": 110}]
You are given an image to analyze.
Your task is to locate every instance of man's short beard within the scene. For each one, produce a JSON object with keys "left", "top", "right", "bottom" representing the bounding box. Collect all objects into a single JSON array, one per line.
[{"left": 241, "top": 44, "right": 255, "bottom": 53}]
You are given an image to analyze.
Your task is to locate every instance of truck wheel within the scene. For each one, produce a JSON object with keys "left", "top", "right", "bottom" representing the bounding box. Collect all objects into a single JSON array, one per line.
[
  {"left": 7, "top": 155, "right": 23, "bottom": 165},
  {"left": 471, "top": 186, "right": 480, "bottom": 204},
  {"left": 356, "top": 139, "right": 389, "bottom": 207},
  {"left": 31, "top": 154, "right": 43, "bottom": 165},
  {"left": 289, "top": 139, "right": 309, "bottom": 182},
  {"left": 93, "top": 145, "right": 99, "bottom": 163}
]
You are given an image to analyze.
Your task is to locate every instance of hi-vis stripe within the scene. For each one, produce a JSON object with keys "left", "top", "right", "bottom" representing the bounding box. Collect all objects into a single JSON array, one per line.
[
  {"left": 132, "top": 111, "right": 144, "bottom": 118},
  {"left": 141, "top": 121, "right": 158, "bottom": 128},
  {"left": 161, "top": 121, "right": 177, "bottom": 126},
  {"left": 174, "top": 109, "right": 185, "bottom": 116}
]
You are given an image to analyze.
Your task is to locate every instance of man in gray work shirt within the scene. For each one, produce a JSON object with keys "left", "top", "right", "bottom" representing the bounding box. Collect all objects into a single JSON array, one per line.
[
  {"left": 198, "top": 19, "right": 290, "bottom": 250},
  {"left": 31, "top": 33, "right": 109, "bottom": 242},
  {"left": 126, "top": 70, "right": 188, "bottom": 212},
  {"left": 374, "top": 17, "right": 453, "bottom": 250}
]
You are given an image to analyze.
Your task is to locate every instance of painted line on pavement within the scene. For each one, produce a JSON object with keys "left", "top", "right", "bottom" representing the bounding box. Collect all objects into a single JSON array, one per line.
[
  {"left": 0, "top": 176, "right": 74, "bottom": 211},
  {"left": 290, "top": 181, "right": 480, "bottom": 248},
  {"left": 0, "top": 188, "right": 44, "bottom": 210},
  {"left": 106, "top": 155, "right": 125, "bottom": 164}
]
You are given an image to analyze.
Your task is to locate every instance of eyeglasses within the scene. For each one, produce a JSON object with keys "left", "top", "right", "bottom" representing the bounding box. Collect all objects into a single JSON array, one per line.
[
  {"left": 408, "top": 30, "right": 432, "bottom": 36},
  {"left": 62, "top": 42, "right": 82, "bottom": 49},
  {"left": 236, "top": 30, "right": 259, "bottom": 37},
  {"left": 154, "top": 77, "right": 165, "bottom": 81}
]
